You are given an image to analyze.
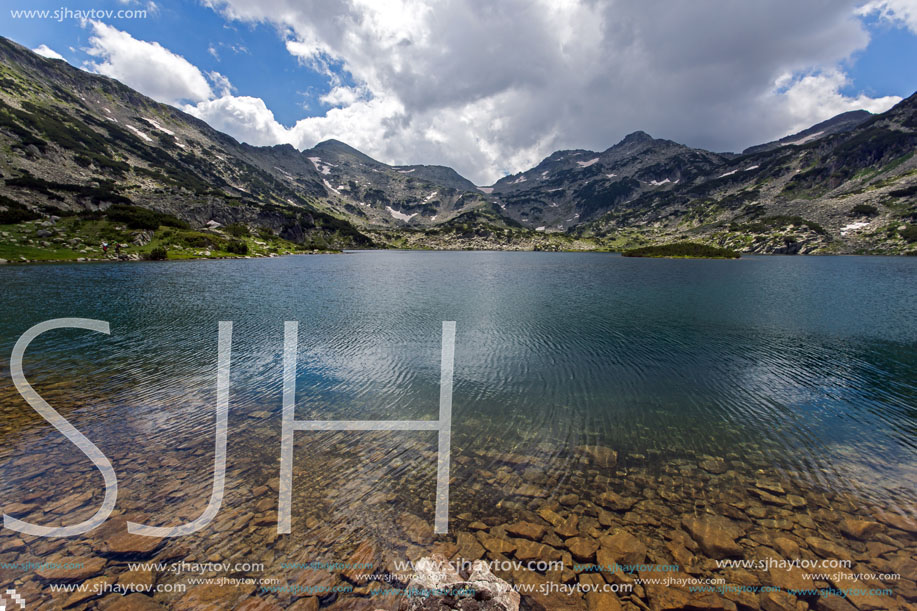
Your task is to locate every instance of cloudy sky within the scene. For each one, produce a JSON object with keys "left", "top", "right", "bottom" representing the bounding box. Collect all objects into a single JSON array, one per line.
[{"left": 3, "top": 0, "right": 916, "bottom": 184}]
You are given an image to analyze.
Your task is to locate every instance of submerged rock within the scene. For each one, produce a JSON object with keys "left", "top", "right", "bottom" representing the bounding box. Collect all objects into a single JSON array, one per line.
[
  {"left": 839, "top": 518, "right": 882, "bottom": 540},
  {"left": 504, "top": 521, "right": 545, "bottom": 541},
  {"left": 577, "top": 446, "right": 618, "bottom": 468},
  {"left": 598, "top": 530, "right": 647, "bottom": 565},
  {"left": 36, "top": 556, "right": 106, "bottom": 581},
  {"left": 681, "top": 515, "right": 745, "bottom": 559}
]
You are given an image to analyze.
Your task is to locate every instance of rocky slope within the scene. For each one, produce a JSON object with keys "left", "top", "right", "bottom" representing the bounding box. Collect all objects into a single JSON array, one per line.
[
  {"left": 487, "top": 131, "right": 730, "bottom": 231},
  {"left": 573, "top": 94, "right": 917, "bottom": 255},
  {"left": 0, "top": 36, "right": 497, "bottom": 256},
  {"left": 742, "top": 109, "right": 873, "bottom": 154},
  {"left": 295, "top": 138, "right": 491, "bottom": 229},
  {"left": 1, "top": 35, "right": 915, "bottom": 257}
]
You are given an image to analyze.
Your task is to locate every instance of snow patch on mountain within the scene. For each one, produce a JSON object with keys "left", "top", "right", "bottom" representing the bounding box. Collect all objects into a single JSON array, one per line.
[
  {"left": 785, "top": 131, "right": 824, "bottom": 146},
  {"left": 386, "top": 206, "right": 417, "bottom": 221},
  {"left": 143, "top": 117, "right": 175, "bottom": 136},
  {"left": 577, "top": 158, "right": 599, "bottom": 168},
  {"left": 126, "top": 125, "right": 152, "bottom": 142},
  {"left": 840, "top": 221, "right": 870, "bottom": 236},
  {"left": 308, "top": 157, "right": 333, "bottom": 175}
]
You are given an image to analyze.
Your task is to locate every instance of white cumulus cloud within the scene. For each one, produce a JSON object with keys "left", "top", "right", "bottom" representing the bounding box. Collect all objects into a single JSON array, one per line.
[
  {"left": 33, "top": 44, "right": 65, "bottom": 60},
  {"left": 194, "top": 0, "right": 909, "bottom": 183},
  {"left": 185, "top": 95, "right": 292, "bottom": 145},
  {"left": 858, "top": 0, "right": 917, "bottom": 33},
  {"left": 85, "top": 21, "right": 214, "bottom": 105},
  {"left": 80, "top": 3, "right": 913, "bottom": 184},
  {"left": 769, "top": 70, "right": 901, "bottom": 135}
]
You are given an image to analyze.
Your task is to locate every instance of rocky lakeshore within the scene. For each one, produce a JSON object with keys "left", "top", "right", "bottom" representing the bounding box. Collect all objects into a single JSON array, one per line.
[{"left": 0, "top": 388, "right": 913, "bottom": 611}]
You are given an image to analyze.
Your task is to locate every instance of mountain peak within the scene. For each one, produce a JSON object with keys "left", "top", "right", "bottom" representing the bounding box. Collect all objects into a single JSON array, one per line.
[
  {"left": 313, "top": 138, "right": 358, "bottom": 152},
  {"left": 621, "top": 130, "right": 654, "bottom": 145},
  {"left": 309, "top": 138, "right": 382, "bottom": 165}
]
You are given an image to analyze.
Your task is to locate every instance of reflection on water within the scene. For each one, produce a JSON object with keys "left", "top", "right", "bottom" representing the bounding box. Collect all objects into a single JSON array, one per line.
[{"left": 0, "top": 252, "right": 915, "bottom": 609}]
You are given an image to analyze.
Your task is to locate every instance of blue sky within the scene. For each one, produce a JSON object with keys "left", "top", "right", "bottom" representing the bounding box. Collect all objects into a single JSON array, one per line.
[
  {"left": 1, "top": 0, "right": 915, "bottom": 183},
  {"left": 844, "top": 14, "right": 917, "bottom": 98},
  {"left": 2, "top": 0, "right": 336, "bottom": 124}
]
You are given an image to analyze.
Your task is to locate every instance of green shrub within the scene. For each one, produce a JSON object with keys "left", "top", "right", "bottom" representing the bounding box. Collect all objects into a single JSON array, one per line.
[
  {"left": 145, "top": 246, "right": 168, "bottom": 260},
  {"left": 850, "top": 204, "right": 878, "bottom": 216},
  {"left": 225, "top": 223, "right": 250, "bottom": 237},
  {"left": 902, "top": 225, "right": 917, "bottom": 243},
  {"left": 105, "top": 204, "right": 188, "bottom": 230},
  {"left": 182, "top": 233, "right": 220, "bottom": 248},
  {"left": 225, "top": 240, "right": 248, "bottom": 255},
  {"left": 888, "top": 185, "right": 917, "bottom": 198},
  {"left": 622, "top": 242, "right": 740, "bottom": 259},
  {"left": 0, "top": 195, "right": 40, "bottom": 224}
]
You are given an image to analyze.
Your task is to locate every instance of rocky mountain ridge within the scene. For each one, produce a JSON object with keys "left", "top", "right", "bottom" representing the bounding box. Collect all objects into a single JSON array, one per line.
[{"left": 1, "top": 36, "right": 915, "bottom": 256}]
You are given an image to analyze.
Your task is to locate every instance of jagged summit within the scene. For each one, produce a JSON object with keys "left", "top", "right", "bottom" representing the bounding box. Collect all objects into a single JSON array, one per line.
[{"left": 619, "top": 130, "right": 654, "bottom": 145}]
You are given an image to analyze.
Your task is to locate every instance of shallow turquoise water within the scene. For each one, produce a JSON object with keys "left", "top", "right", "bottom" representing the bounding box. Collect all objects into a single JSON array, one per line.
[{"left": 0, "top": 252, "right": 915, "bottom": 513}]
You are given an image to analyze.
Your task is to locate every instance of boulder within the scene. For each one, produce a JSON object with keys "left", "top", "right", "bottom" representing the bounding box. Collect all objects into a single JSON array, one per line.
[
  {"left": 682, "top": 515, "right": 745, "bottom": 559},
  {"left": 596, "top": 491, "right": 637, "bottom": 512},
  {"left": 36, "top": 556, "right": 107, "bottom": 581},
  {"left": 874, "top": 511, "right": 917, "bottom": 533},
  {"left": 839, "top": 518, "right": 882, "bottom": 540},
  {"left": 804, "top": 537, "right": 852, "bottom": 562},
  {"left": 598, "top": 530, "right": 647, "bottom": 565},
  {"left": 577, "top": 445, "right": 618, "bottom": 468},
  {"left": 341, "top": 540, "right": 377, "bottom": 584},
  {"left": 700, "top": 458, "right": 727, "bottom": 474},
  {"left": 399, "top": 554, "right": 519, "bottom": 611},
  {"left": 554, "top": 514, "right": 580, "bottom": 538},
  {"left": 565, "top": 536, "right": 599, "bottom": 562},
  {"left": 99, "top": 530, "right": 165, "bottom": 557},
  {"left": 505, "top": 521, "right": 546, "bottom": 541}
]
